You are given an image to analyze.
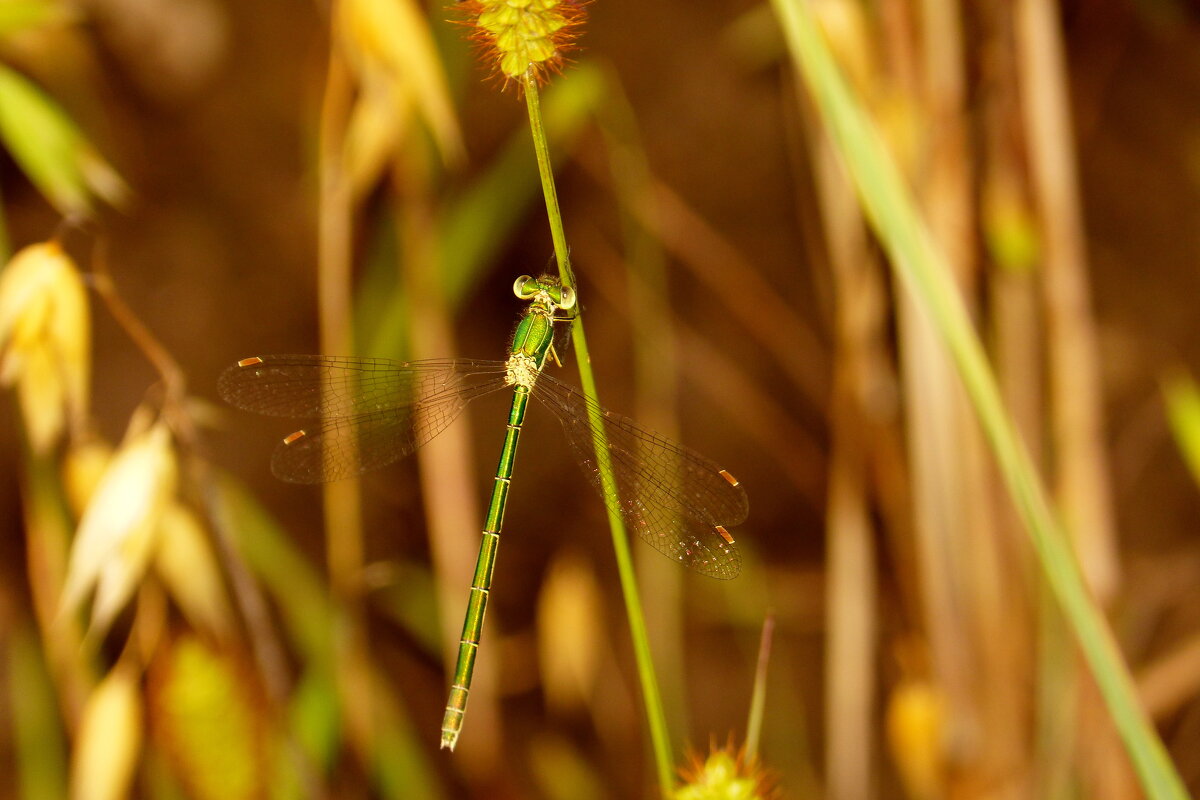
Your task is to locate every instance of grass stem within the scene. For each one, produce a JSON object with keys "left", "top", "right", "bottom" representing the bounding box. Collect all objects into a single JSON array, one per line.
[{"left": 522, "top": 69, "right": 676, "bottom": 797}]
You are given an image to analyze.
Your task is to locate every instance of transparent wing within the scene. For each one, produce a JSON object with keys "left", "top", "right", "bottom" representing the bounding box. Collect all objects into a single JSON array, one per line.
[
  {"left": 218, "top": 355, "right": 507, "bottom": 418},
  {"left": 219, "top": 355, "right": 510, "bottom": 483},
  {"left": 531, "top": 373, "right": 747, "bottom": 579}
]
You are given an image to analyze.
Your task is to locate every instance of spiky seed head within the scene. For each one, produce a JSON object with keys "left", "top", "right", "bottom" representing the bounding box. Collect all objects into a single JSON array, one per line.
[
  {"left": 674, "top": 741, "right": 777, "bottom": 800},
  {"left": 458, "top": 0, "right": 587, "bottom": 84}
]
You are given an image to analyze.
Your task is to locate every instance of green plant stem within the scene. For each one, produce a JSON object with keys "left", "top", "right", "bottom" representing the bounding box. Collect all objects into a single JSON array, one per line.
[
  {"left": 523, "top": 72, "right": 576, "bottom": 289},
  {"left": 523, "top": 69, "right": 675, "bottom": 797},
  {"left": 769, "top": 2, "right": 1187, "bottom": 797},
  {"left": 744, "top": 612, "right": 775, "bottom": 761}
]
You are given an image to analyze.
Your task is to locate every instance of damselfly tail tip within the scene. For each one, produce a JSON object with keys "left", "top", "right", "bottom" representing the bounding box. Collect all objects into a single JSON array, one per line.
[
  {"left": 283, "top": 430, "right": 307, "bottom": 445},
  {"left": 718, "top": 469, "right": 740, "bottom": 488},
  {"left": 716, "top": 525, "right": 735, "bottom": 545},
  {"left": 440, "top": 731, "right": 458, "bottom": 751},
  {"left": 236, "top": 356, "right": 264, "bottom": 367}
]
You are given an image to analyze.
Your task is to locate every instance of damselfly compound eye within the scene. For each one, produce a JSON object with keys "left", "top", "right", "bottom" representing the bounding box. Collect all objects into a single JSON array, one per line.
[
  {"left": 556, "top": 284, "right": 577, "bottom": 310},
  {"left": 513, "top": 275, "right": 536, "bottom": 299}
]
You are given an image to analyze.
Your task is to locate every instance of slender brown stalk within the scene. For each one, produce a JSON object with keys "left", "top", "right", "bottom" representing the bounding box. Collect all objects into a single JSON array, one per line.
[
  {"left": 880, "top": 2, "right": 988, "bottom": 783},
  {"left": 1015, "top": 0, "right": 1119, "bottom": 601},
  {"left": 1015, "top": 0, "right": 1126, "bottom": 794},
  {"left": 316, "top": 35, "right": 373, "bottom": 762},
  {"left": 824, "top": 383, "right": 877, "bottom": 800},
  {"left": 1138, "top": 634, "right": 1200, "bottom": 719},
  {"left": 391, "top": 148, "right": 502, "bottom": 767},
  {"left": 807, "top": 105, "right": 881, "bottom": 799}
]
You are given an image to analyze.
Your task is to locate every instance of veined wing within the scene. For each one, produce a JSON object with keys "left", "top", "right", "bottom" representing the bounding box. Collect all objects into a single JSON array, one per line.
[
  {"left": 531, "top": 373, "right": 747, "bottom": 579},
  {"left": 218, "top": 355, "right": 508, "bottom": 418},
  {"left": 219, "top": 355, "right": 510, "bottom": 484}
]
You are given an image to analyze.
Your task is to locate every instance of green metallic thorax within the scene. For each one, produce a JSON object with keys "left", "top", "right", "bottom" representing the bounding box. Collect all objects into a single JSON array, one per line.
[{"left": 508, "top": 305, "right": 557, "bottom": 375}]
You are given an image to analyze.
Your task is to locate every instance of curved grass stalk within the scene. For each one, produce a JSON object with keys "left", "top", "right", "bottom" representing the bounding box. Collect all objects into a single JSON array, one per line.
[
  {"left": 522, "top": 69, "right": 676, "bottom": 797},
  {"left": 769, "top": 2, "right": 1187, "bottom": 796}
]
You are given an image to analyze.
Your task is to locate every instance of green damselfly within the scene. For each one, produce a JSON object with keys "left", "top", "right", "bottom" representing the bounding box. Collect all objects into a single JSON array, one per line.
[{"left": 218, "top": 275, "right": 747, "bottom": 750}]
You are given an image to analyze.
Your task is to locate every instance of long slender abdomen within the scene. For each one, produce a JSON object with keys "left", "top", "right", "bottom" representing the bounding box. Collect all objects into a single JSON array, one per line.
[{"left": 440, "top": 388, "right": 530, "bottom": 750}]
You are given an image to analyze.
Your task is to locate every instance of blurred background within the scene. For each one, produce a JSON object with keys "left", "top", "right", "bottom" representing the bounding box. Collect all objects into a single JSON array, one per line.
[{"left": 0, "top": 0, "right": 1199, "bottom": 797}]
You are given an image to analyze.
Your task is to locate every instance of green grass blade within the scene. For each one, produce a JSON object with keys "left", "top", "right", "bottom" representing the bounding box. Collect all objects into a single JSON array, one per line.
[
  {"left": 9, "top": 623, "right": 68, "bottom": 800},
  {"left": 523, "top": 70, "right": 676, "bottom": 797},
  {"left": 744, "top": 613, "right": 775, "bottom": 761},
  {"left": 769, "top": 1, "right": 1188, "bottom": 796}
]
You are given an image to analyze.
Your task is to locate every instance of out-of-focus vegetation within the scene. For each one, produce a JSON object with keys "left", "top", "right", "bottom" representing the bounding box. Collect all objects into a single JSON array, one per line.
[{"left": 1, "top": 0, "right": 1199, "bottom": 797}]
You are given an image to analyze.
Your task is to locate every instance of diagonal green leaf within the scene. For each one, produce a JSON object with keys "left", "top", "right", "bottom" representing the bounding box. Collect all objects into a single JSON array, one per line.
[
  {"left": 0, "top": 64, "right": 126, "bottom": 216},
  {"left": 769, "top": 1, "right": 1188, "bottom": 796}
]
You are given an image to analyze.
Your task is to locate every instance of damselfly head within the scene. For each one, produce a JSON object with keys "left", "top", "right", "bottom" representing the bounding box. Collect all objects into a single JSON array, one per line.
[{"left": 513, "top": 274, "right": 576, "bottom": 311}]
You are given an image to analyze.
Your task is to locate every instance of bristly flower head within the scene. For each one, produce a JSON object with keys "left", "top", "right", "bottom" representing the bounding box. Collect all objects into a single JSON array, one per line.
[
  {"left": 458, "top": 0, "right": 586, "bottom": 83},
  {"left": 674, "top": 741, "right": 777, "bottom": 800}
]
